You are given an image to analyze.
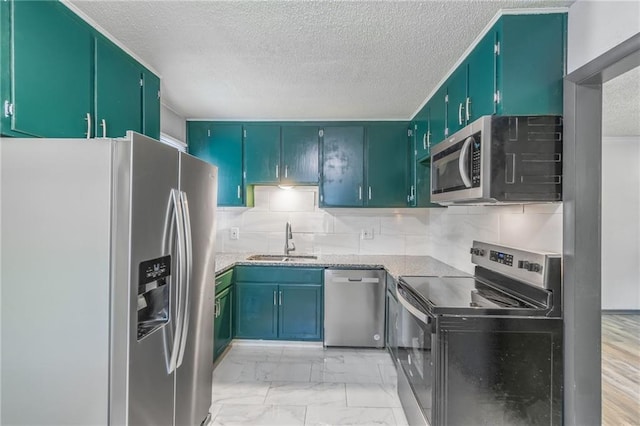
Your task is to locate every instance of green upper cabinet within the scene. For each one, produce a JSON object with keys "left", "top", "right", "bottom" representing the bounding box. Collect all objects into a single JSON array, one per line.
[
  {"left": 320, "top": 126, "right": 365, "bottom": 207},
  {"left": 1, "top": 1, "right": 161, "bottom": 139},
  {"left": 95, "top": 36, "right": 142, "bottom": 138},
  {"left": 466, "top": 28, "right": 497, "bottom": 122},
  {"left": 142, "top": 70, "right": 161, "bottom": 140},
  {"left": 365, "top": 123, "right": 409, "bottom": 207},
  {"left": 429, "top": 85, "right": 447, "bottom": 146},
  {"left": 281, "top": 125, "right": 319, "bottom": 185},
  {"left": 413, "top": 107, "right": 430, "bottom": 161},
  {"left": 244, "top": 124, "right": 280, "bottom": 184},
  {"left": 4, "top": 0, "right": 92, "bottom": 137},
  {"left": 187, "top": 122, "right": 245, "bottom": 206},
  {"left": 445, "top": 64, "right": 468, "bottom": 137},
  {"left": 496, "top": 13, "right": 566, "bottom": 115}
]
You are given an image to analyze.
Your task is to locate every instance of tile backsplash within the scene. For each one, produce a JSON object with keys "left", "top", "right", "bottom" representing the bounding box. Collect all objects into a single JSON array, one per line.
[{"left": 216, "top": 186, "right": 562, "bottom": 274}]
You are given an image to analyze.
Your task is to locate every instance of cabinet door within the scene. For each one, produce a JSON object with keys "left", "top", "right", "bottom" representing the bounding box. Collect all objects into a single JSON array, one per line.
[
  {"left": 281, "top": 126, "right": 319, "bottom": 185},
  {"left": 142, "top": 69, "right": 161, "bottom": 140},
  {"left": 413, "top": 108, "right": 430, "bottom": 160},
  {"left": 321, "top": 126, "right": 364, "bottom": 207},
  {"left": 365, "top": 123, "right": 409, "bottom": 207},
  {"left": 429, "top": 87, "right": 447, "bottom": 146},
  {"left": 213, "top": 287, "right": 233, "bottom": 361},
  {"left": 467, "top": 29, "right": 496, "bottom": 122},
  {"left": 234, "top": 283, "right": 278, "bottom": 339},
  {"left": 187, "top": 122, "right": 244, "bottom": 206},
  {"left": 445, "top": 65, "right": 468, "bottom": 136},
  {"left": 95, "top": 37, "right": 142, "bottom": 138},
  {"left": 9, "top": 1, "right": 92, "bottom": 137},
  {"left": 278, "top": 284, "right": 322, "bottom": 341},
  {"left": 244, "top": 124, "right": 280, "bottom": 184}
]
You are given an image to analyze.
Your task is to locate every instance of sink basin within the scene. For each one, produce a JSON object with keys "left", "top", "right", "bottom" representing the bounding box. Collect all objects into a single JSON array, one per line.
[{"left": 246, "top": 254, "right": 318, "bottom": 262}]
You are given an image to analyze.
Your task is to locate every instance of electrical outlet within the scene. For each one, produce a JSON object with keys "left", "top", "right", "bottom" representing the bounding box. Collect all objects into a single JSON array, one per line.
[
  {"left": 230, "top": 227, "right": 240, "bottom": 240},
  {"left": 361, "top": 228, "right": 374, "bottom": 240}
]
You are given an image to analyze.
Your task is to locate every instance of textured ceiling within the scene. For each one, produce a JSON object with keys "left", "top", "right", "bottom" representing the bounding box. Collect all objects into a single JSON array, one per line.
[
  {"left": 68, "top": 0, "right": 573, "bottom": 120},
  {"left": 602, "top": 67, "right": 640, "bottom": 137}
]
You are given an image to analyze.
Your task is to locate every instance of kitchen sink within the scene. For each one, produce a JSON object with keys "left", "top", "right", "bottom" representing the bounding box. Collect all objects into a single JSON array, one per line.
[{"left": 246, "top": 254, "right": 318, "bottom": 262}]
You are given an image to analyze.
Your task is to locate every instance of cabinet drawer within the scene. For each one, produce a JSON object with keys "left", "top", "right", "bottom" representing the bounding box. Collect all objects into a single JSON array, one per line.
[
  {"left": 235, "top": 266, "right": 323, "bottom": 284},
  {"left": 215, "top": 269, "right": 234, "bottom": 292}
]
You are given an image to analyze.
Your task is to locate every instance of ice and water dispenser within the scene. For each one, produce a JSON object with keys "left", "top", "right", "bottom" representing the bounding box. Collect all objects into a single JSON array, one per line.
[{"left": 137, "top": 255, "right": 171, "bottom": 340}]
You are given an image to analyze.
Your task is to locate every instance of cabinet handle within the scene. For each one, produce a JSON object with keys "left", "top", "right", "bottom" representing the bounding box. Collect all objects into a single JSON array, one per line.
[
  {"left": 100, "top": 119, "right": 107, "bottom": 138},
  {"left": 427, "top": 131, "right": 431, "bottom": 148},
  {"left": 465, "top": 97, "right": 471, "bottom": 122},
  {"left": 358, "top": 186, "right": 362, "bottom": 200},
  {"left": 284, "top": 165, "right": 288, "bottom": 178},
  {"left": 237, "top": 185, "right": 241, "bottom": 199},
  {"left": 422, "top": 133, "right": 427, "bottom": 150},
  {"left": 368, "top": 186, "right": 372, "bottom": 200},
  {"left": 411, "top": 185, "right": 415, "bottom": 199},
  {"left": 279, "top": 291, "right": 282, "bottom": 306},
  {"left": 275, "top": 165, "right": 279, "bottom": 179},
  {"left": 458, "top": 103, "right": 463, "bottom": 126},
  {"left": 273, "top": 290, "right": 277, "bottom": 305},
  {"left": 85, "top": 113, "right": 92, "bottom": 139}
]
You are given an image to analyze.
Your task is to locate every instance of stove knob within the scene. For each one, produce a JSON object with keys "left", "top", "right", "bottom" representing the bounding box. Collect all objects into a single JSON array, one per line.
[
  {"left": 529, "top": 263, "right": 542, "bottom": 273},
  {"left": 518, "top": 260, "right": 530, "bottom": 269}
]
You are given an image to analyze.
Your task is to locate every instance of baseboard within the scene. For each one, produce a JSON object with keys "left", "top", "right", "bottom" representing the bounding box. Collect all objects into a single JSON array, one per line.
[
  {"left": 231, "top": 339, "right": 324, "bottom": 348},
  {"left": 602, "top": 309, "right": 640, "bottom": 315}
]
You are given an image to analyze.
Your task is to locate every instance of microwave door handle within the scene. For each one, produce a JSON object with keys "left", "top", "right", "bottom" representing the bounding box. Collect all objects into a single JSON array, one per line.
[{"left": 458, "top": 136, "right": 474, "bottom": 188}]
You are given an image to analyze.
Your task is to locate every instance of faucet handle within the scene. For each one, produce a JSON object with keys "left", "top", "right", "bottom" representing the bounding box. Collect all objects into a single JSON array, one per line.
[{"left": 290, "top": 242, "right": 295, "bottom": 252}]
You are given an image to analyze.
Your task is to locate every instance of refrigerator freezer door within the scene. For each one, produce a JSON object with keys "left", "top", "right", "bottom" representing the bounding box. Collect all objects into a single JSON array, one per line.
[
  {"left": 111, "top": 132, "right": 180, "bottom": 426},
  {"left": 174, "top": 152, "right": 217, "bottom": 426}
]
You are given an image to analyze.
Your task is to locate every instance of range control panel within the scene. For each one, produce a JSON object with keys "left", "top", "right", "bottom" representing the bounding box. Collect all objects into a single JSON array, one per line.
[{"left": 469, "top": 241, "right": 561, "bottom": 289}]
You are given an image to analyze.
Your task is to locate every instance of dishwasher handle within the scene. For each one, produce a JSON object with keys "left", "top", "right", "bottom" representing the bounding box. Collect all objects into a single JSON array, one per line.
[{"left": 331, "top": 277, "right": 380, "bottom": 283}]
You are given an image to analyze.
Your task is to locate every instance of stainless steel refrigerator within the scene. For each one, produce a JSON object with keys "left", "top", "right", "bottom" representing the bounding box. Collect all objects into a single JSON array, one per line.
[{"left": 1, "top": 132, "right": 217, "bottom": 425}]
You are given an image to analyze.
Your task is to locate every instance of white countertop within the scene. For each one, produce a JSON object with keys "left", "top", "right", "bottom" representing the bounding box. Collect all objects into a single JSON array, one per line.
[{"left": 215, "top": 253, "right": 469, "bottom": 280}]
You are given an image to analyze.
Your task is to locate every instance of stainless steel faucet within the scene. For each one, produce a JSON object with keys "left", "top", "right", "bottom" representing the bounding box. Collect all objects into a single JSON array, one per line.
[{"left": 284, "top": 222, "right": 296, "bottom": 255}]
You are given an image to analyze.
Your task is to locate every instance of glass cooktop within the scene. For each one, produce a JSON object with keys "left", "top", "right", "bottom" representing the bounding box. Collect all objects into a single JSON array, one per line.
[{"left": 398, "top": 276, "right": 539, "bottom": 314}]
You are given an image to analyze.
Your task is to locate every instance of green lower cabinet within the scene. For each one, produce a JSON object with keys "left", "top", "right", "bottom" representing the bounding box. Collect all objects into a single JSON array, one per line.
[
  {"left": 234, "top": 266, "right": 323, "bottom": 341},
  {"left": 213, "top": 286, "right": 233, "bottom": 361},
  {"left": 277, "top": 284, "right": 323, "bottom": 340},
  {"left": 234, "top": 283, "right": 279, "bottom": 339}
]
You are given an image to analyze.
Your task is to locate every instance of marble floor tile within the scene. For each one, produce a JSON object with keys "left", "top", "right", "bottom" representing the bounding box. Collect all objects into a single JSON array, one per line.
[
  {"left": 310, "top": 362, "right": 384, "bottom": 384},
  {"left": 264, "top": 382, "right": 347, "bottom": 407},
  {"left": 211, "top": 404, "right": 306, "bottom": 426},
  {"left": 378, "top": 363, "right": 399, "bottom": 385},
  {"left": 346, "top": 383, "right": 401, "bottom": 408},
  {"left": 212, "top": 359, "right": 256, "bottom": 383},
  {"left": 226, "top": 345, "right": 283, "bottom": 362},
  {"left": 393, "top": 407, "right": 410, "bottom": 426},
  {"left": 254, "top": 362, "right": 311, "bottom": 382},
  {"left": 304, "top": 406, "right": 397, "bottom": 426},
  {"left": 211, "top": 381, "right": 271, "bottom": 405},
  {"left": 341, "top": 349, "right": 394, "bottom": 365},
  {"left": 281, "top": 347, "right": 345, "bottom": 364}
]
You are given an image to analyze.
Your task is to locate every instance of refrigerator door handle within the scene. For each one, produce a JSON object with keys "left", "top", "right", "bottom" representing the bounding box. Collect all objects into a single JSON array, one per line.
[
  {"left": 176, "top": 191, "right": 193, "bottom": 368},
  {"left": 167, "top": 189, "right": 186, "bottom": 374}
]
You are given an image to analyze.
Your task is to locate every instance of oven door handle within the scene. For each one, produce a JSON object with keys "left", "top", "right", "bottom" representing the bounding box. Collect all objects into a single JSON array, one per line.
[
  {"left": 458, "top": 136, "right": 474, "bottom": 188},
  {"left": 397, "top": 289, "right": 431, "bottom": 325}
]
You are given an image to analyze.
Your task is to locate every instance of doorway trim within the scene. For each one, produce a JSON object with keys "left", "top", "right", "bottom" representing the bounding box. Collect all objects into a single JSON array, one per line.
[{"left": 563, "top": 33, "right": 640, "bottom": 426}]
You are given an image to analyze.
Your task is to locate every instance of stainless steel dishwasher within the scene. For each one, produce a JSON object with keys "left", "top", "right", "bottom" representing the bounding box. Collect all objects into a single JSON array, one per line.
[{"left": 324, "top": 269, "right": 386, "bottom": 348}]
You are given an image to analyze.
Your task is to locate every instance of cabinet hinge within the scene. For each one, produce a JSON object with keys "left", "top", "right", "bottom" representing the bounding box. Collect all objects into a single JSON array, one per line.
[
  {"left": 243, "top": 171, "right": 246, "bottom": 179},
  {"left": 140, "top": 78, "right": 144, "bottom": 87},
  {"left": 494, "top": 90, "right": 501, "bottom": 104},
  {"left": 243, "top": 129, "right": 247, "bottom": 138},
  {"left": 157, "top": 90, "right": 161, "bottom": 100},
  {"left": 207, "top": 129, "right": 211, "bottom": 137},
  {"left": 408, "top": 129, "right": 413, "bottom": 137},
  {"left": 445, "top": 94, "right": 449, "bottom": 103},
  {"left": 414, "top": 149, "right": 418, "bottom": 156},
  {"left": 4, "top": 100, "right": 14, "bottom": 117},
  {"left": 445, "top": 127, "right": 449, "bottom": 137},
  {"left": 494, "top": 42, "right": 501, "bottom": 56},
  {"left": 319, "top": 129, "right": 324, "bottom": 137}
]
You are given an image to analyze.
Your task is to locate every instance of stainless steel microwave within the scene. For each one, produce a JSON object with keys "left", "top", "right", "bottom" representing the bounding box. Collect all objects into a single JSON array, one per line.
[{"left": 430, "top": 115, "right": 563, "bottom": 205}]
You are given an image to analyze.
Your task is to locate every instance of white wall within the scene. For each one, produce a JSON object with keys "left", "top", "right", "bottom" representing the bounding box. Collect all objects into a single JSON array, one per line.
[
  {"left": 161, "top": 104, "right": 187, "bottom": 142},
  {"left": 216, "top": 186, "right": 563, "bottom": 274},
  {"left": 601, "top": 136, "right": 640, "bottom": 310},
  {"left": 568, "top": 0, "right": 640, "bottom": 73}
]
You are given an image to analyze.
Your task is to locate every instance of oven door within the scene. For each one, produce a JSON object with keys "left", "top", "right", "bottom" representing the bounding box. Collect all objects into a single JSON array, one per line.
[{"left": 396, "top": 284, "right": 435, "bottom": 425}]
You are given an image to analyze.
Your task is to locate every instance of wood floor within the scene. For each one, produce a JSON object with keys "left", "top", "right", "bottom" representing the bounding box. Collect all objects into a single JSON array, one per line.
[{"left": 602, "top": 314, "right": 640, "bottom": 426}]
